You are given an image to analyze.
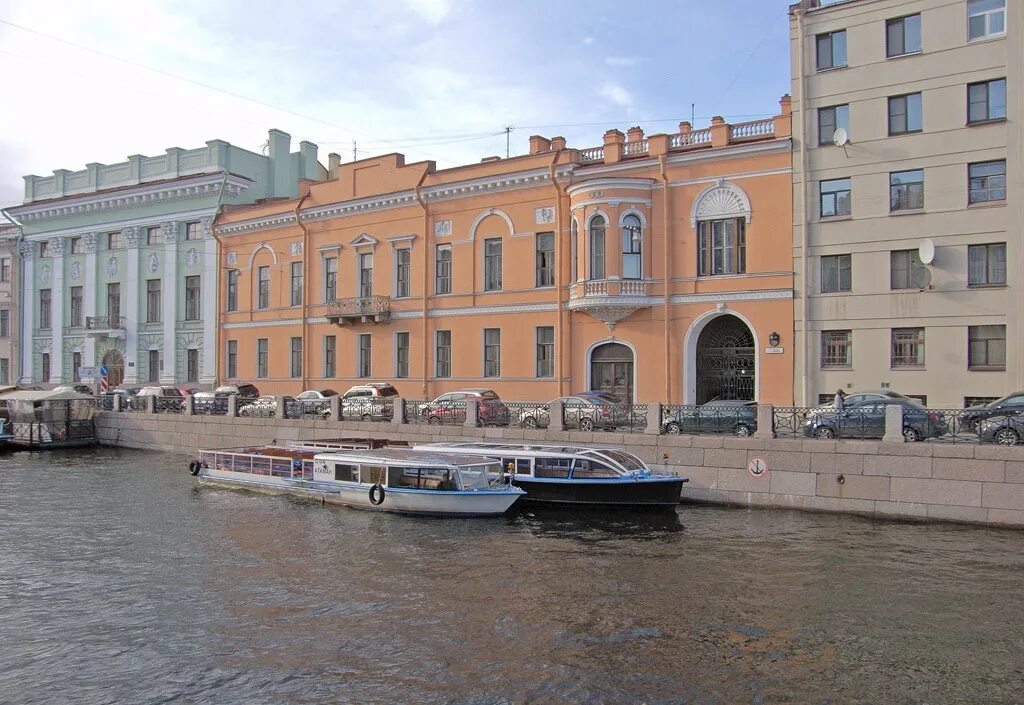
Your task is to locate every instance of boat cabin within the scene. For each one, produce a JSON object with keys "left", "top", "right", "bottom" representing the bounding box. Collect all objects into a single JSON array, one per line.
[
  {"left": 313, "top": 447, "right": 502, "bottom": 491},
  {"left": 0, "top": 389, "right": 96, "bottom": 448},
  {"left": 413, "top": 442, "right": 650, "bottom": 479},
  {"left": 198, "top": 439, "right": 395, "bottom": 481}
]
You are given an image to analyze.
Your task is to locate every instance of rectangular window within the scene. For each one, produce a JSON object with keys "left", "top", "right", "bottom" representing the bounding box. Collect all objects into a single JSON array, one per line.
[
  {"left": 820, "top": 178, "right": 852, "bottom": 217},
  {"left": 69, "top": 237, "right": 83, "bottom": 254},
  {"left": 536, "top": 326, "right": 554, "bottom": 378},
  {"left": 146, "top": 279, "right": 161, "bottom": 323},
  {"left": 107, "top": 283, "right": 121, "bottom": 319},
  {"left": 886, "top": 14, "right": 921, "bottom": 56},
  {"left": 185, "top": 222, "right": 201, "bottom": 241},
  {"left": 107, "top": 232, "right": 124, "bottom": 250},
  {"left": 969, "top": 160, "right": 1006, "bottom": 203},
  {"left": 258, "top": 266, "right": 270, "bottom": 309},
  {"left": 817, "top": 104, "right": 849, "bottom": 145},
  {"left": 0, "top": 358, "right": 8, "bottom": 385},
  {"left": 483, "top": 328, "right": 501, "bottom": 378},
  {"left": 148, "top": 349, "right": 161, "bottom": 383},
  {"left": 395, "top": 332, "right": 409, "bottom": 378},
  {"left": 358, "top": 334, "right": 371, "bottom": 378},
  {"left": 226, "top": 340, "right": 237, "bottom": 379},
  {"left": 968, "top": 243, "right": 1006, "bottom": 286},
  {"left": 968, "top": 79, "right": 1006, "bottom": 123},
  {"left": 590, "top": 219, "right": 606, "bottom": 280},
  {"left": 290, "top": 337, "right": 303, "bottom": 378},
  {"left": 324, "top": 335, "right": 336, "bottom": 378},
  {"left": 187, "top": 349, "right": 199, "bottom": 383},
  {"left": 39, "top": 241, "right": 51, "bottom": 257},
  {"left": 184, "top": 275, "right": 201, "bottom": 321},
  {"left": 536, "top": 232, "right": 555, "bottom": 287},
  {"left": 891, "top": 327, "right": 925, "bottom": 367},
  {"left": 821, "top": 330, "right": 852, "bottom": 368},
  {"left": 359, "top": 253, "right": 374, "bottom": 298},
  {"left": 435, "top": 245, "right": 452, "bottom": 294},
  {"left": 888, "top": 93, "right": 922, "bottom": 134},
  {"left": 0, "top": 257, "right": 9, "bottom": 282},
  {"left": 147, "top": 226, "right": 161, "bottom": 246},
  {"left": 0, "top": 309, "right": 8, "bottom": 337},
  {"left": 70, "top": 286, "right": 83, "bottom": 327},
  {"left": 891, "top": 249, "right": 924, "bottom": 289},
  {"left": 968, "top": 324, "right": 1005, "bottom": 369},
  {"left": 816, "top": 30, "right": 847, "bottom": 70},
  {"left": 484, "top": 238, "right": 502, "bottom": 291},
  {"left": 821, "top": 254, "right": 852, "bottom": 293},
  {"left": 394, "top": 249, "right": 411, "bottom": 298},
  {"left": 257, "top": 339, "right": 269, "bottom": 378},
  {"left": 39, "top": 289, "right": 51, "bottom": 329},
  {"left": 226, "top": 270, "right": 238, "bottom": 312},
  {"left": 890, "top": 169, "right": 924, "bottom": 211},
  {"left": 290, "top": 262, "right": 303, "bottom": 307},
  {"left": 435, "top": 330, "right": 451, "bottom": 378},
  {"left": 324, "top": 256, "right": 338, "bottom": 301},
  {"left": 41, "top": 352, "right": 50, "bottom": 382},
  {"left": 968, "top": 0, "right": 1005, "bottom": 40},
  {"left": 698, "top": 218, "right": 746, "bottom": 276},
  {"left": 73, "top": 352, "right": 82, "bottom": 382}
]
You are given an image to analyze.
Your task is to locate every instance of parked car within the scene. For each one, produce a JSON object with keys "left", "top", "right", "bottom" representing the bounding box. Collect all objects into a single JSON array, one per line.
[
  {"left": 516, "top": 392, "right": 623, "bottom": 430},
  {"left": 296, "top": 389, "right": 340, "bottom": 416},
  {"left": 977, "top": 414, "right": 1024, "bottom": 445},
  {"left": 131, "top": 385, "right": 184, "bottom": 410},
  {"left": 960, "top": 392, "right": 1024, "bottom": 432},
  {"left": 193, "top": 390, "right": 231, "bottom": 415},
  {"left": 804, "top": 399, "right": 948, "bottom": 441},
  {"left": 418, "top": 389, "right": 509, "bottom": 426},
  {"left": 662, "top": 400, "right": 758, "bottom": 437},
  {"left": 341, "top": 383, "right": 399, "bottom": 421},
  {"left": 238, "top": 395, "right": 294, "bottom": 417},
  {"left": 54, "top": 384, "right": 95, "bottom": 396},
  {"left": 808, "top": 390, "right": 912, "bottom": 417}
]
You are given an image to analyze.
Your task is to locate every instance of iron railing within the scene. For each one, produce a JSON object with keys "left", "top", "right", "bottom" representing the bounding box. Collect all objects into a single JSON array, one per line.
[
  {"left": 86, "top": 315, "right": 126, "bottom": 330},
  {"left": 772, "top": 407, "right": 815, "bottom": 438},
  {"left": 198, "top": 449, "right": 314, "bottom": 481},
  {"left": 341, "top": 397, "right": 395, "bottom": 422},
  {"left": 154, "top": 396, "right": 185, "bottom": 414},
  {"left": 236, "top": 396, "right": 274, "bottom": 418},
  {"left": 326, "top": 296, "right": 391, "bottom": 320},
  {"left": 409, "top": 399, "right": 467, "bottom": 426},
  {"left": 506, "top": 402, "right": 551, "bottom": 429},
  {"left": 11, "top": 420, "right": 95, "bottom": 446},
  {"left": 287, "top": 399, "right": 331, "bottom": 420}
]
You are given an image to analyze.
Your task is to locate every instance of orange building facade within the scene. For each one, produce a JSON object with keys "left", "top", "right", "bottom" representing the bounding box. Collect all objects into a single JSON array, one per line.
[{"left": 215, "top": 97, "right": 795, "bottom": 404}]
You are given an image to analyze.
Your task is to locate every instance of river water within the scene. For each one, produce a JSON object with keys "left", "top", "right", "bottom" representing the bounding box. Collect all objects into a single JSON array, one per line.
[{"left": 1, "top": 447, "right": 1021, "bottom": 705}]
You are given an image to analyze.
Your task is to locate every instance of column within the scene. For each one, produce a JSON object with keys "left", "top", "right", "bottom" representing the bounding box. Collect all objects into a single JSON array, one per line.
[
  {"left": 123, "top": 227, "right": 140, "bottom": 384},
  {"left": 160, "top": 221, "right": 178, "bottom": 384},
  {"left": 201, "top": 218, "right": 217, "bottom": 384},
  {"left": 83, "top": 234, "right": 97, "bottom": 369},
  {"left": 50, "top": 239, "right": 64, "bottom": 382},
  {"left": 18, "top": 243, "right": 33, "bottom": 384}
]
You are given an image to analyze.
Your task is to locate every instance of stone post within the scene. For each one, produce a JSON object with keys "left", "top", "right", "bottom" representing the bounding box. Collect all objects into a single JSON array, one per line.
[
  {"left": 146, "top": 395, "right": 156, "bottom": 414},
  {"left": 883, "top": 404, "right": 905, "bottom": 443},
  {"left": 274, "top": 395, "right": 287, "bottom": 420},
  {"left": 392, "top": 398, "right": 406, "bottom": 426},
  {"left": 602, "top": 129, "right": 624, "bottom": 164},
  {"left": 548, "top": 399, "right": 565, "bottom": 432},
  {"left": 329, "top": 395, "right": 341, "bottom": 422},
  {"left": 754, "top": 404, "right": 776, "bottom": 439},
  {"left": 184, "top": 394, "right": 195, "bottom": 416},
  {"left": 645, "top": 403, "right": 662, "bottom": 435},
  {"left": 710, "top": 116, "right": 729, "bottom": 147},
  {"left": 227, "top": 394, "right": 238, "bottom": 418},
  {"left": 464, "top": 400, "right": 479, "bottom": 428},
  {"left": 113, "top": 394, "right": 123, "bottom": 412},
  {"left": 647, "top": 134, "right": 670, "bottom": 157}
]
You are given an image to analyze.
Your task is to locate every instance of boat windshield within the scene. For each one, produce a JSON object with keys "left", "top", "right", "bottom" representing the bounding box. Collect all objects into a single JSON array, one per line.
[
  {"left": 583, "top": 449, "right": 645, "bottom": 472},
  {"left": 457, "top": 462, "right": 503, "bottom": 489}
]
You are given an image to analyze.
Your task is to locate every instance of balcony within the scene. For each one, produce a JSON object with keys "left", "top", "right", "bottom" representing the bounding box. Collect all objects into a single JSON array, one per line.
[
  {"left": 85, "top": 315, "right": 126, "bottom": 339},
  {"left": 568, "top": 279, "right": 655, "bottom": 331},
  {"left": 325, "top": 296, "right": 392, "bottom": 325}
]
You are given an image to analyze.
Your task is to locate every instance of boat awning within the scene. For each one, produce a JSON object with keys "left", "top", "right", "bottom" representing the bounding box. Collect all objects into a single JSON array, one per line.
[{"left": 0, "top": 389, "right": 94, "bottom": 401}]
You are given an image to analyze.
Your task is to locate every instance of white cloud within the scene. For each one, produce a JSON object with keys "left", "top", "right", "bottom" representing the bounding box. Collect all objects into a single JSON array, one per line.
[
  {"left": 403, "top": 0, "right": 452, "bottom": 25},
  {"left": 598, "top": 81, "right": 633, "bottom": 108},
  {"left": 604, "top": 56, "right": 642, "bottom": 67},
  {"left": 582, "top": 35, "right": 595, "bottom": 45}
]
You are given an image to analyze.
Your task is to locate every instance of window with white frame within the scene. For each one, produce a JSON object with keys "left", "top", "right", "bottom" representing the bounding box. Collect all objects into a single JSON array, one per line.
[
  {"left": 41, "top": 353, "right": 50, "bottom": 382},
  {"left": 290, "top": 262, "right": 303, "bottom": 306},
  {"left": 186, "top": 349, "right": 199, "bottom": 383},
  {"left": 39, "top": 289, "right": 51, "bottom": 329},
  {"left": 324, "top": 256, "right": 338, "bottom": 301},
  {"left": 435, "top": 245, "right": 452, "bottom": 294},
  {"left": 968, "top": 0, "right": 1005, "bottom": 40},
  {"left": 0, "top": 309, "right": 8, "bottom": 337},
  {"left": 483, "top": 328, "right": 500, "bottom": 378},
  {"left": 146, "top": 280, "right": 161, "bottom": 323},
  {"left": 184, "top": 275, "right": 201, "bottom": 321},
  {"left": 394, "top": 248, "right": 411, "bottom": 298},
  {"left": 358, "top": 252, "right": 373, "bottom": 298},
  {"left": 107, "top": 232, "right": 124, "bottom": 250},
  {"left": 73, "top": 351, "right": 82, "bottom": 382},
  {"left": 290, "top": 337, "right": 302, "bottom": 378},
  {"left": 697, "top": 218, "right": 745, "bottom": 276},
  {"left": 70, "top": 286, "right": 83, "bottom": 327},
  {"left": 358, "top": 334, "right": 371, "bottom": 378},
  {"left": 589, "top": 216, "right": 606, "bottom": 280},
  {"left": 226, "top": 270, "right": 238, "bottom": 312},
  {"left": 257, "top": 266, "right": 270, "bottom": 309},
  {"left": 536, "top": 326, "right": 554, "bottom": 378},
  {"left": 70, "top": 237, "right": 83, "bottom": 254},
  {"left": 570, "top": 219, "right": 579, "bottom": 283},
  {"left": 185, "top": 222, "right": 201, "bottom": 241},
  {"left": 484, "top": 238, "right": 502, "bottom": 291},
  {"left": 146, "top": 226, "right": 161, "bottom": 246},
  {"left": 621, "top": 215, "right": 642, "bottom": 280},
  {"left": 535, "top": 232, "right": 554, "bottom": 287}
]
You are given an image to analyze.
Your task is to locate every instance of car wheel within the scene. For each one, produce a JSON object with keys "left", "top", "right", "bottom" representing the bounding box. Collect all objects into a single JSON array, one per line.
[
  {"left": 579, "top": 418, "right": 594, "bottom": 432},
  {"left": 428, "top": 416, "right": 441, "bottom": 426},
  {"left": 664, "top": 422, "right": 681, "bottom": 435},
  {"left": 735, "top": 424, "right": 752, "bottom": 438},
  {"left": 522, "top": 416, "right": 538, "bottom": 429},
  {"left": 994, "top": 428, "right": 1020, "bottom": 446},
  {"left": 902, "top": 427, "right": 921, "bottom": 442},
  {"left": 815, "top": 426, "right": 835, "bottom": 439},
  {"left": 361, "top": 413, "right": 371, "bottom": 422}
]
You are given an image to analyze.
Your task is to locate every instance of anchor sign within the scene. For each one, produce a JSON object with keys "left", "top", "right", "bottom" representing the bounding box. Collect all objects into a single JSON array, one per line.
[{"left": 748, "top": 456, "right": 768, "bottom": 478}]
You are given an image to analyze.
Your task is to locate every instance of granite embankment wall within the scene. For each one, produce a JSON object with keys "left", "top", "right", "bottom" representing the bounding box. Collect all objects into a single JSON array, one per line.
[{"left": 95, "top": 412, "right": 1024, "bottom": 528}]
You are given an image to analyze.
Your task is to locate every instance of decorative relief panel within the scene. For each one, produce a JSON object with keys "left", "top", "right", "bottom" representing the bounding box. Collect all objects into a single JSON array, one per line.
[
  {"left": 148, "top": 253, "right": 160, "bottom": 273},
  {"left": 200, "top": 217, "right": 213, "bottom": 240},
  {"left": 226, "top": 252, "right": 238, "bottom": 266},
  {"left": 70, "top": 261, "right": 82, "bottom": 281},
  {"left": 40, "top": 264, "right": 51, "bottom": 284},
  {"left": 19, "top": 243, "right": 33, "bottom": 258},
  {"left": 434, "top": 220, "right": 452, "bottom": 237},
  {"left": 161, "top": 221, "right": 178, "bottom": 243},
  {"left": 690, "top": 179, "right": 751, "bottom": 228},
  {"left": 123, "top": 226, "right": 138, "bottom": 248},
  {"left": 535, "top": 207, "right": 555, "bottom": 225},
  {"left": 186, "top": 249, "right": 199, "bottom": 269},
  {"left": 49, "top": 238, "right": 65, "bottom": 257},
  {"left": 83, "top": 233, "right": 97, "bottom": 253},
  {"left": 107, "top": 257, "right": 119, "bottom": 277},
  {"left": 289, "top": 242, "right": 303, "bottom": 256}
]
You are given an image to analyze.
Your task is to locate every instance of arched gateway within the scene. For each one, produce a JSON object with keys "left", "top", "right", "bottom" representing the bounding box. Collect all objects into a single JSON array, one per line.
[
  {"left": 589, "top": 342, "right": 634, "bottom": 403},
  {"left": 695, "top": 315, "right": 755, "bottom": 404},
  {"left": 101, "top": 349, "right": 125, "bottom": 388}
]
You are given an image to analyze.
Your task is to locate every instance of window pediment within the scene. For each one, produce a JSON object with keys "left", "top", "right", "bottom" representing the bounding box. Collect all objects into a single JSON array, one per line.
[{"left": 691, "top": 180, "right": 751, "bottom": 228}]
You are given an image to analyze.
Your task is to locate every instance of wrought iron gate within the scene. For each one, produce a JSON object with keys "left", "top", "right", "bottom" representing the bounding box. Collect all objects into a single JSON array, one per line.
[{"left": 695, "top": 315, "right": 755, "bottom": 403}]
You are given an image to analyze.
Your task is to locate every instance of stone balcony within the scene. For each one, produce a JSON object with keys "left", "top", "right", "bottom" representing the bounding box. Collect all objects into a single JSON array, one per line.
[
  {"left": 85, "top": 315, "right": 126, "bottom": 339},
  {"left": 568, "top": 279, "right": 656, "bottom": 330},
  {"left": 325, "top": 296, "right": 392, "bottom": 325}
]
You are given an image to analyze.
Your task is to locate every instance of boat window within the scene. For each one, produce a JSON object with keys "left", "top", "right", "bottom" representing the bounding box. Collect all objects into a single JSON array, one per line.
[
  {"left": 591, "top": 449, "right": 644, "bottom": 471},
  {"left": 334, "top": 463, "right": 358, "bottom": 482},
  {"left": 534, "top": 457, "right": 571, "bottom": 479},
  {"left": 458, "top": 462, "right": 501, "bottom": 489},
  {"left": 516, "top": 458, "right": 532, "bottom": 475},
  {"left": 361, "top": 465, "right": 386, "bottom": 486},
  {"left": 572, "top": 459, "right": 620, "bottom": 478},
  {"left": 393, "top": 466, "right": 458, "bottom": 490}
]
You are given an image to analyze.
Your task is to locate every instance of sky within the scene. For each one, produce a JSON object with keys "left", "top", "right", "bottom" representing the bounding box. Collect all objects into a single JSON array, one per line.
[{"left": 0, "top": 0, "right": 792, "bottom": 207}]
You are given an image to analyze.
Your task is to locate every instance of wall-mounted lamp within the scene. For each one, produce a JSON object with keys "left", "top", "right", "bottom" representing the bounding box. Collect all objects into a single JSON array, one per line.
[{"left": 768, "top": 331, "right": 781, "bottom": 347}]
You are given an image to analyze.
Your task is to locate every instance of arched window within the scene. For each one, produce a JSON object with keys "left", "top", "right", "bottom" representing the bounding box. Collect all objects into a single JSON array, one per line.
[
  {"left": 571, "top": 219, "right": 579, "bottom": 283},
  {"left": 589, "top": 215, "right": 606, "bottom": 280},
  {"left": 621, "top": 214, "right": 642, "bottom": 280}
]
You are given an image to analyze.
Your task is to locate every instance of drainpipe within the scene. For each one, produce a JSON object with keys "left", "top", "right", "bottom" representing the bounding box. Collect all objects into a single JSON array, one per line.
[
  {"left": 796, "top": 8, "right": 810, "bottom": 406},
  {"left": 1, "top": 208, "right": 24, "bottom": 385},
  {"left": 294, "top": 188, "right": 312, "bottom": 393},
  {"left": 414, "top": 168, "right": 430, "bottom": 398},
  {"left": 209, "top": 170, "right": 231, "bottom": 387},
  {"left": 548, "top": 150, "right": 566, "bottom": 397},
  {"left": 658, "top": 155, "right": 673, "bottom": 403}
]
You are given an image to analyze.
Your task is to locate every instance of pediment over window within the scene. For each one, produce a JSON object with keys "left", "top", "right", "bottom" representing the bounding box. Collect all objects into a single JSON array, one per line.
[
  {"left": 350, "top": 233, "right": 379, "bottom": 249},
  {"left": 690, "top": 180, "right": 751, "bottom": 228}
]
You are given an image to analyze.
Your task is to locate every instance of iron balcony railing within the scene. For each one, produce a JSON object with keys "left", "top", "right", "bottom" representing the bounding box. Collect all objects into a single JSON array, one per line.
[
  {"left": 86, "top": 315, "right": 126, "bottom": 330},
  {"left": 325, "top": 296, "right": 391, "bottom": 324}
]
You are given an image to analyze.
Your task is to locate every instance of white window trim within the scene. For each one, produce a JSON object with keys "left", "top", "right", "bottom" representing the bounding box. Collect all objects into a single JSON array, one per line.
[
  {"left": 483, "top": 327, "right": 500, "bottom": 378},
  {"left": 393, "top": 331, "right": 410, "bottom": 379},
  {"left": 968, "top": 0, "right": 1006, "bottom": 41}
]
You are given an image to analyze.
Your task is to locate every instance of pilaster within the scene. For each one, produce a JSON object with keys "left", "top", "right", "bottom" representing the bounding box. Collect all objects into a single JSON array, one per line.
[
  {"left": 83, "top": 234, "right": 97, "bottom": 369},
  {"left": 18, "top": 244, "right": 33, "bottom": 383},
  {"left": 124, "top": 227, "right": 140, "bottom": 384},
  {"left": 161, "top": 221, "right": 178, "bottom": 383},
  {"left": 50, "top": 239, "right": 64, "bottom": 382},
  {"left": 201, "top": 229, "right": 217, "bottom": 384}
]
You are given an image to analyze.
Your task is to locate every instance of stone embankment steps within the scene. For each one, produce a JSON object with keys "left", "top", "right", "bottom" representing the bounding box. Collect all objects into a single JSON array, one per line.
[{"left": 96, "top": 412, "right": 1024, "bottom": 529}]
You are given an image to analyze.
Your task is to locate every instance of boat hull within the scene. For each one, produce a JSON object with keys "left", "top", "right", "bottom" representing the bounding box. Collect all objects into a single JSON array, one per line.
[
  {"left": 197, "top": 467, "right": 523, "bottom": 517},
  {"left": 513, "top": 476, "right": 684, "bottom": 508}
]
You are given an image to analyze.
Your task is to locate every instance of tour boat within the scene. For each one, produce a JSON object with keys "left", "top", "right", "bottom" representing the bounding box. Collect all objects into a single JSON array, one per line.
[
  {"left": 413, "top": 442, "right": 687, "bottom": 508},
  {"left": 189, "top": 442, "right": 524, "bottom": 517}
]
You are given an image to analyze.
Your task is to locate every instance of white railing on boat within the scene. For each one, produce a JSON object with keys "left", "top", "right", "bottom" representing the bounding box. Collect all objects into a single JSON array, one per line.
[{"left": 199, "top": 449, "right": 314, "bottom": 480}]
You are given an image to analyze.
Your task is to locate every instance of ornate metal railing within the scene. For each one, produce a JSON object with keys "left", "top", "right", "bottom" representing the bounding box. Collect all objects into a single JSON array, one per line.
[
  {"left": 287, "top": 399, "right": 330, "bottom": 419},
  {"left": 326, "top": 296, "right": 391, "bottom": 322},
  {"left": 409, "top": 399, "right": 467, "bottom": 426},
  {"left": 86, "top": 315, "right": 125, "bottom": 330},
  {"left": 154, "top": 396, "right": 185, "bottom": 414},
  {"left": 669, "top": 128, "right": 712, "bottom": 148},
  {"left": 772, "top": 407, "right": 815, "bottom": 438},
  {"left": 728, "top": 118, "right": 775, "bottom": 141},
  {"left": 341, "top": 397, "right": 395, "bottom": 422},
  {"left": 505, "top": 401, "right": 550, "bottom": 430}
]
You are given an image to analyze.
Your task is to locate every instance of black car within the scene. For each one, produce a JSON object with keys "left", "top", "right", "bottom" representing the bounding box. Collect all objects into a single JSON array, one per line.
[
  {"left": 662, "top": 400, "right": 758, "bottom": 436},
  {"left": 960, "top": 392, "right": 1024, "bottom": 432},
  {"left": 804, "top": 399, "right": 948, "bottom": 441},
  {"left": 977, "top": 414, "right": 1024, "bottom": 445}
]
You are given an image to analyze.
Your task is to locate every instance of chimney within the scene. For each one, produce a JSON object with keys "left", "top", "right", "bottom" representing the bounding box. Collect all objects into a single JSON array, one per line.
[
  {"left": 267, "top": 129, "right": 291, "bottom": 162},
  {"left": 528, "top": 135, "right": 551, "bottom": 154},
  {"left": 328, "top": 152, "right": 341, "bottom": 179},
  {"left": 626, "top": 126, "right": 644, "bottom": 143},
  {"left": 299, "top": 140, "right": 318, "bottom": 181},
  {"left": 779, "top": 93, "right": 793, "bottom": 116},
  {"left": 267, "top": 129, "right": 292, "bottom": 197},
  {"left": 550, "top": 136, "right": 567, "bottom": 150}
]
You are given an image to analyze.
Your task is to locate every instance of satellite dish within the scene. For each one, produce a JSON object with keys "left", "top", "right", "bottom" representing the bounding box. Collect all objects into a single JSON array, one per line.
[
  {"left": 918, "top": 238, "right": 935, "bottom": 265},
  {"left": 833, "top": 128, "right": 849, "bottom": 147},
  {"left": 912, "top": 266, "right": 932, "bottom": 290}
]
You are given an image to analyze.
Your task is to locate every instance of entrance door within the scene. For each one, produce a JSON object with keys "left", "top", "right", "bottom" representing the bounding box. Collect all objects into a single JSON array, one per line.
[
  {"left": 695, "top": 315, "right": 755, "bottom": 404},
  {"left": 590, "top": 343, "right": 634, "bottom": 403},
  {"left": 102, "top": 349, "right": 125, "bottom": 388}
]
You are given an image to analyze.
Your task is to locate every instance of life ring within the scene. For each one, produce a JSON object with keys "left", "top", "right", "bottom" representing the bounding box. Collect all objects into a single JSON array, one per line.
[
  {"left": 189, "top": 460, "right": 202, "bottom": 476},
  {"left": 369, "top": 483, "right": 386, "bottom": 506}
]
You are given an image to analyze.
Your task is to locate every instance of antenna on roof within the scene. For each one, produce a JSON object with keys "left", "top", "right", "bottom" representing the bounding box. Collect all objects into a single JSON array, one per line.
[{"left": 504, "top": 126, "right": 512, "bottom": 158}]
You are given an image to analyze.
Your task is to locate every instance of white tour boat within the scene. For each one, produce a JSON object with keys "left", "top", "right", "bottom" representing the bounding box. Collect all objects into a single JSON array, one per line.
[{"left": 189, "top": 443, "right": 524, "bottom": 517}]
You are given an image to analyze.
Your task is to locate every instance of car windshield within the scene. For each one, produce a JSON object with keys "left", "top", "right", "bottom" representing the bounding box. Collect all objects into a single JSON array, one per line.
[{"left": 320, "top": 390, "right": 339, "bottom": 396}]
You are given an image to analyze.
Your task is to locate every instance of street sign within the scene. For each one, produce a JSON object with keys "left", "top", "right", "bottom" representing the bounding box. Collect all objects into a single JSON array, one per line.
[
  {"left": 99, "top": 364, "right": 109, "bottom": 377},
  {"left": 79, "top": 366, "right": 98, "bottom": 380},
  {"left": 748, "top": 456, "right": 768, "bottom": 478}
]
